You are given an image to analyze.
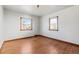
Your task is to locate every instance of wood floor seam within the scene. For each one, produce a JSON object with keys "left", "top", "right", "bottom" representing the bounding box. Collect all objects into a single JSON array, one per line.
[{"left": 0, "top": 35, "right": 79, "bottom": 54}]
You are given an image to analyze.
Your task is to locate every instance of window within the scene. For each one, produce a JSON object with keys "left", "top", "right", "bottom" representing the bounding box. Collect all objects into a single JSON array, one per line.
[
  {"left": 20, "top": 17, "right": 32, "bottom": 31},
  {"left": 49, "top": 16, "right": 58, "bottom": 31}
]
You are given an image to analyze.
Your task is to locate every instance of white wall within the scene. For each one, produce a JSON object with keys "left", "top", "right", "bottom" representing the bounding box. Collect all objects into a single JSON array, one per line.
[
  {"left": 4, "top": 9, "right": 39, "bottom": 40},
  {"left": 0, "top": 6, "right": 4, "bottom": 48},
  {"left": 40, "top": 6, "right": 79, "bottom": 44},
  {"left": 3, "top": 6, "right": 79, "bottom": 45}
]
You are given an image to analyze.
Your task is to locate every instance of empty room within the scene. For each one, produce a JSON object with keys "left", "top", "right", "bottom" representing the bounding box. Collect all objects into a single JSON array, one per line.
[{"left": 0, "top": 5, "right": 79, "bottom": 54}]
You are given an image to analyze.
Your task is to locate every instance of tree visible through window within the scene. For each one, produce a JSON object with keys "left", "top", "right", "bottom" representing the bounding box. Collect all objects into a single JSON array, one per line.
[
  {"left": 20, "top": 17, "right": 32, "bottom": 31},
  {"left": 49, "top": 16, "right": 58, "bottom": 31}
]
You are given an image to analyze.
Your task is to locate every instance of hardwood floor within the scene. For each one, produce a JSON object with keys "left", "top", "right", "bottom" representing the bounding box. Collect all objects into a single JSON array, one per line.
[{"left": 0, "top": 36, "right": 79, "bottom": 54}]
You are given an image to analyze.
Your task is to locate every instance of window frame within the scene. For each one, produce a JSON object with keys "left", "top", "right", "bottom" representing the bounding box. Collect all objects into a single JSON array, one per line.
[
  {"left": 49, "top": 16, "right": 58, "bottom": 31},
  {"left": 20, "top": 16, "right": 32, "bottom": 31}
]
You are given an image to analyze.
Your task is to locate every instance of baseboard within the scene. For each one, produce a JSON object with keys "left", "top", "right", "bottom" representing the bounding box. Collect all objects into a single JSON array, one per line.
[
  {"left": 4, "top": 35, "right": 79, "bottom": 47},
  {"left": 5, "top": 35, "right": 36, "bottom": 42},
  {"left": 0, "top": 41, "right": 4, "bottom": 49},
  {"left": 40, "top": 35, "right": 79, "bottom": 47}
]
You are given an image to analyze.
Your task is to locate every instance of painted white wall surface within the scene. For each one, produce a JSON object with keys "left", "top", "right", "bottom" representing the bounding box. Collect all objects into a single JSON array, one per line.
[
  {"left": 4, "top": 9, "right": 39, "bottom": 40},
  {"left": 0, "top": 6, "right": 4, "bottom": 48},
  {"left": 40, "top": 6, "right": 79, "bottom": 44},
  {"left": 3, "top": 6, "right": 79, "bottom": 45}
]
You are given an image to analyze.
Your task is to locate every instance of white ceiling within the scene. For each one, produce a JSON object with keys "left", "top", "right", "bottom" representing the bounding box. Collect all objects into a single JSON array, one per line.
[{"left": 3, "top": 5, "right": 73, "bottom": 16}]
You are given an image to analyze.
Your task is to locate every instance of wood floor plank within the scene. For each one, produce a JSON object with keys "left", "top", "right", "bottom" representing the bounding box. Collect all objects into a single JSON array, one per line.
[{"left": 0, "top": 36, "right": 79, "bottom": 54}]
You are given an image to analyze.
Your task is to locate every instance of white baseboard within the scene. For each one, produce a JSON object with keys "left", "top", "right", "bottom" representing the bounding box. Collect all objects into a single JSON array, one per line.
[
  {"left": 5, "top": 35, "right": 35, "bottom": 41},
  {"left": 0, "top": 40, "right": 4, "bottom": 48}
]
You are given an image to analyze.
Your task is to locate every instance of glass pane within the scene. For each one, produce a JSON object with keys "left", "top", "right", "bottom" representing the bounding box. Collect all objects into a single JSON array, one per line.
[
  {"left": 20, "top": 17, "right": 32, "bottom": 30},
  {"left": 49, "top": 16, "right": 58, "bottom": 31}
]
